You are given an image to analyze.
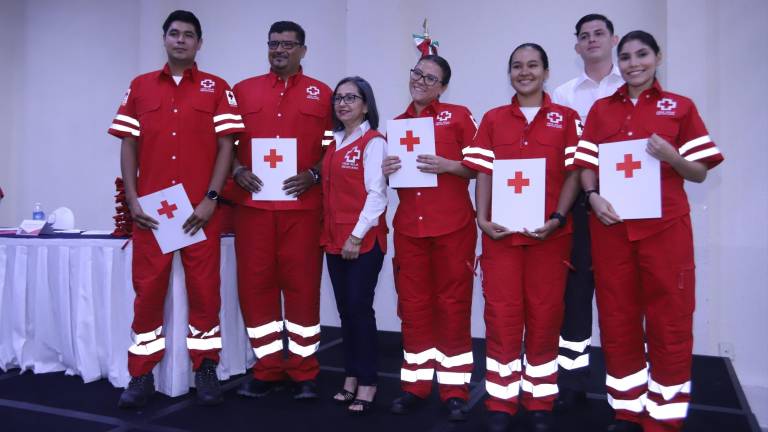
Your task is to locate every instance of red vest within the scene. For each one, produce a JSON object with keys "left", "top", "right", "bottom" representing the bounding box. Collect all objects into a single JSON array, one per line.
[{"left": 321, "top": 129, "right": 387, "bottom": 254}]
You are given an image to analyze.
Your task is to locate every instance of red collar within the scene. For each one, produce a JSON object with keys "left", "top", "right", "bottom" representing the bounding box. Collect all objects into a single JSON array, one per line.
[
  {"left": 508, "top": 91, "right": 553, "bottom": 117},
  {"left": 268, "top": 67, "right": 304, "bottom": 88},
  {"left": 159, "top": 62, "right": 199, "bottom": 81},
  {"left": 614, "top": 79, "right": 663, "bottom": 101},
  {"left": 404, "top": 98, "right": 441, "bottom": 117}
]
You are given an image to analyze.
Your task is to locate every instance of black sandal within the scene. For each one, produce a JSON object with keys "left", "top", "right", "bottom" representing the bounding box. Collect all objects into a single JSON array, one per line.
[
  {"left": 348, "top": 398, "right": 375, "bottom": 415},
  {"left": 333, "top": 389, "right": 356, "bottom": 404}
]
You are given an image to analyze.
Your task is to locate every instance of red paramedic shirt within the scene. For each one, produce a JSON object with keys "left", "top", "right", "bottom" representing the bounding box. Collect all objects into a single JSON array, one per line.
[
  {"left": 573, "top": 80, "right": 724, "bottom": 240},
  {"left": 393, "top": 100, "right": 478, "bottom": 238},
  {"left": 462, "top": 93, "right": 581, "bottom": 246},
  {"left": 232, "top": 68, "right": 333, "bottom": 211},
  {"left": 108, "top": 63, "right": 245, "bottom": 205}
]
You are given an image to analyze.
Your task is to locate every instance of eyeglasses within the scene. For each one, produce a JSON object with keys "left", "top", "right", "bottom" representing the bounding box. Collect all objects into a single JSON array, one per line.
[
  {"left": 410, "top": 68, "right": 442, "bottom": 87},
  {"left": 267, "top": 40, "right": 302, "bottom": 50},
  {"left": 333, "top": 94, "right": 363, "bottom": 105}
]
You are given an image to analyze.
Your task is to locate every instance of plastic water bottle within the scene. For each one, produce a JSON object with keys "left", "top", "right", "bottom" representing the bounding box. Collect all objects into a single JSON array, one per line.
[{"left": 32, "top": 202, "right": 45, "bottom": 220}]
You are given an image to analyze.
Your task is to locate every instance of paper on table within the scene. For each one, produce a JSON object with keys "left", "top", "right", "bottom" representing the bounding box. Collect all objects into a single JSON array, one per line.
[{"left": 81, "top": 230, "right": 116, "bottom": 235}]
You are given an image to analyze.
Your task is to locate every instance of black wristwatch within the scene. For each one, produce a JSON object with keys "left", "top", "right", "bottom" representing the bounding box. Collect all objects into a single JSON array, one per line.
[
  {"left": 584, "top": 189, "right": 599, "bottom": 207},
  {"left": 549, "top": 212, "right": 566, "bottom": 228},
  {"left": 205, "top": 190, "right": 219, "bottom": 201},
  {"left": 308, "top": 167, "right": 321, "bottom": 184}
]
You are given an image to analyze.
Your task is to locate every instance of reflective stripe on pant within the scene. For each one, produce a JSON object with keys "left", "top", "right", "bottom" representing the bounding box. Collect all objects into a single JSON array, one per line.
[
  {"left": 394, "top": 222, "right": 476, "bottom": 401},
  {"left": 129, "top": 208, "right": 222, "bottom": 377},
  {"left": 591, "top": 215, "right": 695, "bottom": 431},
  {"left": 482, "top": 233, "right": 571, "bottom": 414},
  {"left": 558, "top": 194, "right": 594, "bottom": 390},
  {"left": 235, "top": 207, "right": 323, "bottom": 382}
]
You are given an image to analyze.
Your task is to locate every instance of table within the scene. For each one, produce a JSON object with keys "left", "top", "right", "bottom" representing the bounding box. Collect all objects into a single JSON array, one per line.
[{"left": 0, "top": 235, "right": 255, "bottom": 396}]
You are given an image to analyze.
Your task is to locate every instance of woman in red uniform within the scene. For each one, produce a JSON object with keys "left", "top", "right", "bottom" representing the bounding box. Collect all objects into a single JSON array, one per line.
[
  {"left": 381, "top": 55, "right": 478, "bottom": 422},
  {"left": 573, "top": 31, "right": 723, "bottom": 432},
  {"left": 321, "top": 76, "right": 387, "bottom": 414},
  {"left": 462, "top": 44, "right": 581, "bottom": 432}
]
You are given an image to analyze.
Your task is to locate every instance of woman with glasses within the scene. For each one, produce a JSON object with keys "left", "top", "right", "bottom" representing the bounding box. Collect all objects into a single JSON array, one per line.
[
  {"left": 573, "top": 31, "right": 723, "bottom": 432},
  {"left": 321, "top": 76, "right": 387, "bottom": 414},
  {"left": 462, "top": 44, "right": 581, "bottom": 432},
  {"left": 382, "top": 55, "right": 478, "bottom": 422}
]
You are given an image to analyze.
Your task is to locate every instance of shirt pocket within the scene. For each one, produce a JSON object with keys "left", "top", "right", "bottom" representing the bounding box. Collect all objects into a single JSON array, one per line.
[
  {"left": 135, "top": 97, "right": 161, "bottom": 133},
  {"left": 191, "top": 98, "right": 216, "bottom": 134},
  {"left": 650, "top": 118, "right": 680, "bottom": 146}
]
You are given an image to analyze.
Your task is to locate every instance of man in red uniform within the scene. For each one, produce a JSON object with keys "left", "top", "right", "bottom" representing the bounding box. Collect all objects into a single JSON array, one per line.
[
  {"left": 108, "top": 10, "right": 244, "bottom": 408},
  {"left": 231, "top": 21, "right": 332, "bottom": 400}
]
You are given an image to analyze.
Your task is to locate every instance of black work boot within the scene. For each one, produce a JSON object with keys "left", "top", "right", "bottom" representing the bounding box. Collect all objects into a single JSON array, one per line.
[
  {"left": 118, "top": 373, "right": 155, "bottom": 409},
  {"left": 390, "top": 391, "right": 424, "bottom": 414},
  {"left": 195, "top": 359, "right": 223, "bottom": 406},
  {"left": 445, "top": 397, "right": 469, "bottom": 422}
]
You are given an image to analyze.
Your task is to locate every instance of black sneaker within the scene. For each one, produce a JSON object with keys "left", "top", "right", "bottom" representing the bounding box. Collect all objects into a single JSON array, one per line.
[
  {"left": 487, "top": 410, "right": 513, "bottom": 432},
  {"left": 606, "top": 419, "right": 644, "bottom": 432},
  {"left": 390, "top": 391, "right": 424, "bottom": 414},
  {"left": 293, "top": 380, "right": 319, "bottom": 400},
  {"left": 195, "top": 359, "right": 222, "bottom": 406},
  {"left": 527, "top": 410, "right": 554, "bottom": 432},
  {"left": 118, "top": 373, "right": 155, "bottom": 409},
  {"left": 237, "top": 377, "right": 281, "bottom": 398},
  {"left": 445, "top": 397, "right": 469, "bottom": 422},
  {"left": 553, "top": 388, "right": 588, "bottom": 412}
]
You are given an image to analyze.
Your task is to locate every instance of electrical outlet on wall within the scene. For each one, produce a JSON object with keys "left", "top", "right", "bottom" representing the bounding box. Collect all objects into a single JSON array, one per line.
[{"left": 718, "top": 342, "right": 735, "bottom": 361}]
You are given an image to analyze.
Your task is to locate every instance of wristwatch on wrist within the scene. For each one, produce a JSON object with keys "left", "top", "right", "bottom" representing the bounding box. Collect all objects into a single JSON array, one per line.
[
  {"left": 205, "top": 190, "right": 219, "bottom": 201},
  {"left": 549, "top": 212, "right": 566, "bottom": 228},
  {"left": 308, "top": 167, "right": 321, "bottom": 184}
]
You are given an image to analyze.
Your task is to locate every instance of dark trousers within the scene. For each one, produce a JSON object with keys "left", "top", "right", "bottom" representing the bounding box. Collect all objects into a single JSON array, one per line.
[
  {"left": 558, "top": 192, "right": 594, "bottom": 391},
  {"left": 326, "top": 242, "right": 385, "bottom": 386}
]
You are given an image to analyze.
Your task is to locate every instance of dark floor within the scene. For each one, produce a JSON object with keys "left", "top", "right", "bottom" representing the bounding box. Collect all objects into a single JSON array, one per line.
[{"left": 0, "top": 327, "right": 760, "bottom": 432}]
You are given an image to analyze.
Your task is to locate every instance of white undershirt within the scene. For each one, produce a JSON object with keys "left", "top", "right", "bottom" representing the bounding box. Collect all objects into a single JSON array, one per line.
[
  {"left": 519, "top": 107, "right": 540, "bottom": 124},
  {"left": 332, "top": 120, "right": 387, "bottom": 239},
  {"left": 172, "top": 76, "right": 182, "bottom": 85},
  {"left": 631, "top": 98, "right": 638, "bottom": 106}
]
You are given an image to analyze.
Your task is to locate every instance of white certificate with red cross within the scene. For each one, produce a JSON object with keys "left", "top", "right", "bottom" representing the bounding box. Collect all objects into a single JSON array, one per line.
[
  {"left": 491, "top": 158, "right": 546, "bottom": 232},
  {"left": 137, "top": 184, "right": 207, "bottom": 254},
  {"left": 387, "top": 117, "right": 437, "bottom": 188},
  {"left": 251, "top": 138, "right": 297, "bottom": 201},
  {"left": 598, "top": 139, "right": 661, "bottom": 219}
]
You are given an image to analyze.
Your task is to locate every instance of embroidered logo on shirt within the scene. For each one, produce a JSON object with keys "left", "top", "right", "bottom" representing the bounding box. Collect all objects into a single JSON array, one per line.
[
  {"left": 656, "top": 98, "right": 677, "bottom": 116},
  {"left": 121, "top": 88, "right": 131, "bottom": 106},
  {"left": 306, "top": 85, "right": 320, "bottom": 100},
  {"left": 226, "top": 90, "right": 238, "bottom": 107},
  {"left": 575, "top": 119, "right": 584, "bottom": 137},
  {"left": 435, "top": 110, "right": 453, "bottom": 126},
  {"left": 342, "top": 146, "right": 361, "bottom": 169},
  {"left": 546, "top": 112, "right": 563, "bottom": 129},
  {"left": 200, "top": 79, "right": 216, "bottom": 93}
]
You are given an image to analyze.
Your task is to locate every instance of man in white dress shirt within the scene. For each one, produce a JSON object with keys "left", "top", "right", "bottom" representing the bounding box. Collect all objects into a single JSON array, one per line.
[{"left": 551, "top": 13, "right": 623, "bottom": 412}]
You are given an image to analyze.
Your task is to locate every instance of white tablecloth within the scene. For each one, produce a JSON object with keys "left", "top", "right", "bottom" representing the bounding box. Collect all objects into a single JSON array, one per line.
[{"left": 0, "top": 236, "right": 255, "bottom": 396}]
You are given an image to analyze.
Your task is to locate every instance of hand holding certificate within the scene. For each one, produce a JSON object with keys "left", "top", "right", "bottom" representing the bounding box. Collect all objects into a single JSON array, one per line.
[
  {"left": 598, "top": 139, "right": 661, "bottom": 220},
  {"left": 386, "top": 117, "right": 438, "bottom": 188},
  {"left": 137, "top": 184, "right": 206, "bottom": 254},
  {"left": 251, "top": 138, "right": 298, "bottom": 201}
]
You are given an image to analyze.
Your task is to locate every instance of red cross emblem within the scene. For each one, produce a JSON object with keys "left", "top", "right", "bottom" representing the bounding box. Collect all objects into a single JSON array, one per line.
[
  {"left": 200, "top": 79, "right": 215, "bottom": 90},
  {"left": 657, "top": 98, "right": 677, "bottom": 111},
  {"left": 616, "top": 153, "right": 642, "bottom": 178},
  {"left": 157, "top": 200, "right": 178, "bottom": 219},
  {"left": 437, "top": 111, "right": 452, "bottom": 122},
  {"left": 547, "top": 112, "right": 563, "bottom": 124},
  {"left": 306, "top": 85, "right": 320, "bottom": 96},
  {"left": 400, "top": 130, "right": 421, "bottom": 152},
  {"left": 264, "top": 148, "right": 284, "bottom": 168},
  {"left": 507, "top": 171, "right": 530, "bottom": 194}
]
